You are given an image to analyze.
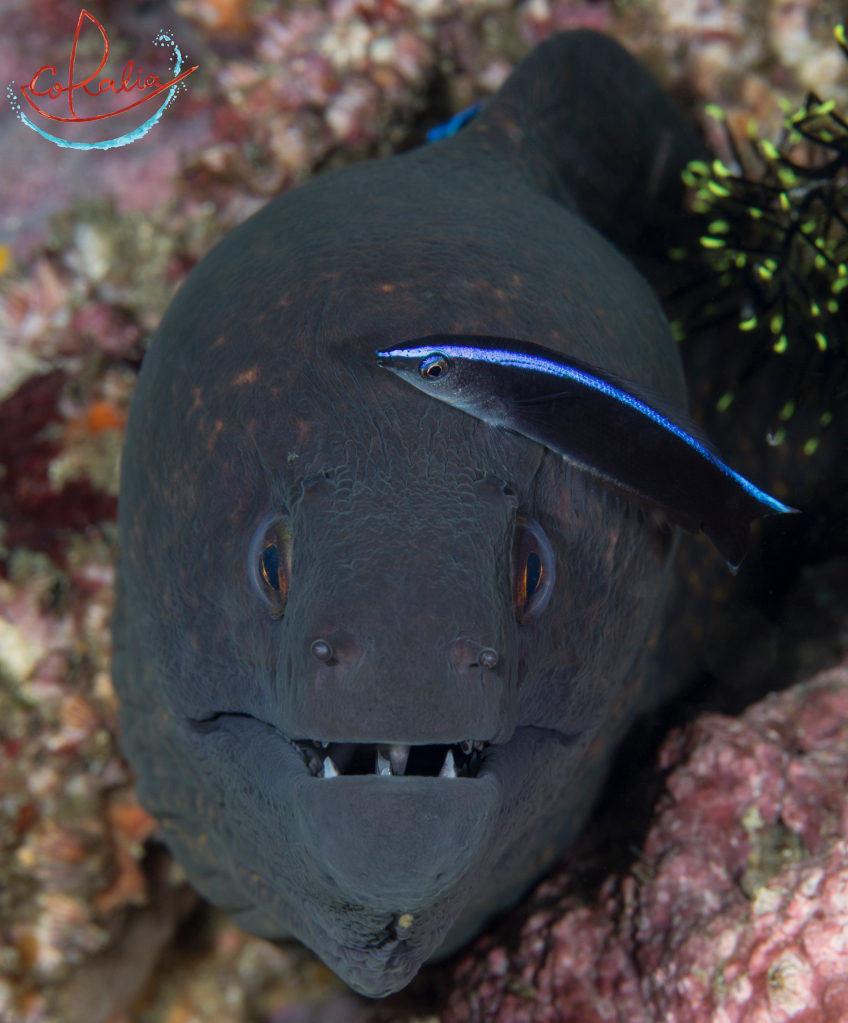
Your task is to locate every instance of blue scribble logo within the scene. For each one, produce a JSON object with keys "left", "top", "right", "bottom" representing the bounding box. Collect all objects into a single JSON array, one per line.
[{"left": 7, "top": 8, "right": 198, "bottom": 151}]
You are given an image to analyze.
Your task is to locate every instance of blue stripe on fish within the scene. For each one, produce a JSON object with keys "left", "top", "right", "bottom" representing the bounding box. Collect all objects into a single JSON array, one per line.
[
  {"left": 379, "top": 341, "right": 793, "bottom": 516},
  {"left": 378, "top": 335, "right": 801, "bottom": 568}
]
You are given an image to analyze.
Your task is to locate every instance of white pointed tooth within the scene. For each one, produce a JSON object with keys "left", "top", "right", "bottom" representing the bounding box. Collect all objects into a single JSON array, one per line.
[
  {"left": 439, "top": 749, "right": 457, "bottom": 778},
  {"left": 322, "top": 756, "right": 339, "bottom": 779},
  {"left": 388, "top": 744, "right": 410, "bottom": 776},
  {"left": 320, "top": 740, "right": 329, "bottom": 748},
  {"left": 376, "top": 750, "right": 392, "bottom": 776}
]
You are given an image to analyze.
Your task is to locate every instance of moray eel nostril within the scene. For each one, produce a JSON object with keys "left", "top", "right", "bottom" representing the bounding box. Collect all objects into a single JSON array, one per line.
[
  {"left": 310, "top": 638, "right": 334, "bottom": 663},
  {"left": 478, "top": 648, "right": 499, "bottom": 669}
]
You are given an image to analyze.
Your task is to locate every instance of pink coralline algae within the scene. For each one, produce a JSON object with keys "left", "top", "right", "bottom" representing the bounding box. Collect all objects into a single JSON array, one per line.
[{"left": 445, "top": 662, "right": 848, "bottom": 1023}]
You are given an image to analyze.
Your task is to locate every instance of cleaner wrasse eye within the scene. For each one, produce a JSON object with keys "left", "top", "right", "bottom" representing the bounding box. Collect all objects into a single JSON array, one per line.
[{"left": 377, "top": 335, "right": 798, "bottom": 569}]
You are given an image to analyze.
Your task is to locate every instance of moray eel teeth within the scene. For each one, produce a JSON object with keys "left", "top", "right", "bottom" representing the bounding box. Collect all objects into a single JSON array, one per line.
[
  {"left": 386, "top": 744, "right": 410, "bottom": 775},
  {"left": 439, "top": 750, "right": 457, "bottom": 779},
  {"left": 295, "top": 739, "right": 488, "bottom": 778}
]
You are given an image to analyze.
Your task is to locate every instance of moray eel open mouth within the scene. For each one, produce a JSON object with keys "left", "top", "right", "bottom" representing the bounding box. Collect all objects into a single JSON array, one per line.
[
  {"left": 186, "top": 714, "right": 497, "bottom": 778},
  {"left": 294, "top": 740, "right": 489, "bottom": 779},
  {"left": 188, "top": 715, "right": 492, "bottom": 778},
  {"left": 185, "top": 714, "right": 585, "bottom": 787},
  {"left": 179, "top": 711, "right": 588, "bottom": 996}
]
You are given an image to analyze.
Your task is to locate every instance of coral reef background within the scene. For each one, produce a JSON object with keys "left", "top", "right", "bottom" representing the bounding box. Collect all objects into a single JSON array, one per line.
[{"left": 0, "top": 0, "right": 846, "bottom": 1020}]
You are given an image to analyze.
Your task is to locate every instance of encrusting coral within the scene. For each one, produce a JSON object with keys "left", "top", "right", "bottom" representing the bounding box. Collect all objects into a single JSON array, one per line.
[{"left": 443, "top": 659, "right": 848, "bottom": 1023}]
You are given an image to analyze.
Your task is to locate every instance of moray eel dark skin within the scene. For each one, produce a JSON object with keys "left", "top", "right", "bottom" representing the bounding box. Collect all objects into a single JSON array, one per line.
[{"left": 113, "top": 31, "right": 710, "bottom": 997}]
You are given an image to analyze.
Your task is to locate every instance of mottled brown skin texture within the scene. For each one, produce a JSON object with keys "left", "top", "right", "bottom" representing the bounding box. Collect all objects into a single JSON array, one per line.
[{"left": 112, "top": 32, "right": 707, "bottom": 996}]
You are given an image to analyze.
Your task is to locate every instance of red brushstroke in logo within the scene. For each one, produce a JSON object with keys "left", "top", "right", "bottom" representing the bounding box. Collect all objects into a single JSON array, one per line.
[{"left": 20, "top": 8, "right": 198, "bottom": 124}]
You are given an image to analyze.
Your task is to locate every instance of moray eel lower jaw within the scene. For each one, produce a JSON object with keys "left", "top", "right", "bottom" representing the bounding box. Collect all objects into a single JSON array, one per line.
[{"left": 182, "top": 712, "right": 584, "bottom": 996}]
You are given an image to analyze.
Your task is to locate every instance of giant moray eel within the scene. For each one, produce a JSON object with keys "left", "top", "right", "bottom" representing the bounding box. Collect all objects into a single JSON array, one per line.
[{"left": 113, "top": 31, "right": 721, "bottom": 997}]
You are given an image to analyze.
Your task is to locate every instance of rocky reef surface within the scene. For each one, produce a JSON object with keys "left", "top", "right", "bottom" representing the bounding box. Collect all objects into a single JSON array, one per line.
[{"left": 443, "top": 658, "right": 848, "bottom": 1023}]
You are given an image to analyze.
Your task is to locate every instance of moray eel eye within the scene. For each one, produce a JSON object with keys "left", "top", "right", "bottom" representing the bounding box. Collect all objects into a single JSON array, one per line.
[
  {"left": 419, "top": 352, "right": 450, "bottom": 380},
  {"left": 249, "top": 513, "right": 292, "bottom": 617},
  {"left": 513, "top": 514, "right": 556, "bottom": 623}
]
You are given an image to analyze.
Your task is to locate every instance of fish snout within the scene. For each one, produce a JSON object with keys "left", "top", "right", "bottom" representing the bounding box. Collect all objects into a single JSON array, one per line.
[{"left": 276, "top": 616, "right": 515, "bottom": 749}]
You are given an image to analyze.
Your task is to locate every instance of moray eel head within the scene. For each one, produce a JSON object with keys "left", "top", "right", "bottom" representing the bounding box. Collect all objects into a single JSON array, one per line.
[{"left": 112, "top": 29, "right": 695, "bottom": 997}]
